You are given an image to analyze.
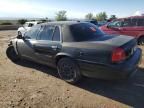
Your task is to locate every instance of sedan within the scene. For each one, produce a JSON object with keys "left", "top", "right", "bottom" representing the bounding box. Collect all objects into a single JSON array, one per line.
[{"left": 6, "top": 21, "right": 142, "bottom": 83}]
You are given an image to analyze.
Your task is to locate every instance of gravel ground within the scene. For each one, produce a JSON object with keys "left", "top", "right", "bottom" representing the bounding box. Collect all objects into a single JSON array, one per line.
[{"left": 0, "top": 30, "right": 144, "bottom": 108}]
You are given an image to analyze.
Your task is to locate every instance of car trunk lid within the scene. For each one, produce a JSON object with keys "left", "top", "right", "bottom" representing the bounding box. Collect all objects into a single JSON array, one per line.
[{"left": 94, "top": 35, "right": 137, "bottom": 62}]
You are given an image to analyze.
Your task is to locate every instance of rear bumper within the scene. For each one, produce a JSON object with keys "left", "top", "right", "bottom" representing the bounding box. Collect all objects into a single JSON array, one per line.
[{"left": 77, "top": 48, "right": 142, "bottom": 79}]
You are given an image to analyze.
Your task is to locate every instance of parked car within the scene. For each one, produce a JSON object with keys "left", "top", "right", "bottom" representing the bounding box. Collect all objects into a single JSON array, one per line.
[
  {"left": 7, "top": 21, "right": 142, "bottom": 84},
  {"left": 78, "top": 19, "right": 98, "bottom": 26},
  {"left": 100, "top": 16, "right": 144, "bottom": 45},
  {"left": 17, "top": 21, "right": 41, "bottom": 36},
  {"left": 98, "top": 21, "right": 108, "bottom": 27}
]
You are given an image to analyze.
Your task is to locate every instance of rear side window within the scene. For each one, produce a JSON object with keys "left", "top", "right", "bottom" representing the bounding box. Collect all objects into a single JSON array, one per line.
[
  {"left": 131, "top": 18, "right": 137, "bottom": 26},
  {"left": 123, "top": 19, "right": 132, "bottom": 27},
  {"left": 137, "top": 18, "right": 144, "bottom": 26},
  {"left": 70, "top": 23, "right": 105, "bottom": 42},
  {"left": 53, "top": 26, "right": 60, "bottom": 41},
  {"left": 37, "top": 25, "right": 55, "bottom": 40}
]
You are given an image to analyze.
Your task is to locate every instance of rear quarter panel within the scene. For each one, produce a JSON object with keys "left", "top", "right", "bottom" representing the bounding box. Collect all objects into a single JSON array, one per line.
[{"left": 62, "top": 42, "right": 113, "bottom": 64}]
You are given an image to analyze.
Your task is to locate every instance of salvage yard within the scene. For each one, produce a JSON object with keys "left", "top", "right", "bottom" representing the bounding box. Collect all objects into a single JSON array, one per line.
[{"left": 0, "top": 30, "right": 144, "bottom": 108}]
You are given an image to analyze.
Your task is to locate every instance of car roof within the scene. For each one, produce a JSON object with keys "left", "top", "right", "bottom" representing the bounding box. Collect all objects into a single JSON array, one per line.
[
  {"left": 117, "top": 16, "right": 144, "bottom": 20},
  {"left": 77, "top": 19, "right": 97, "bottom": 22},
  {"left": 41, "top": 21, "right": 87, "bottom": 26}
]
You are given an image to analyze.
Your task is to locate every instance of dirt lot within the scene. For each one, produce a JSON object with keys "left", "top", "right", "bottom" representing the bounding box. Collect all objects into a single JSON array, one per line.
[{"left": 0, "top": 30, "right": 144, "bottom": 108}]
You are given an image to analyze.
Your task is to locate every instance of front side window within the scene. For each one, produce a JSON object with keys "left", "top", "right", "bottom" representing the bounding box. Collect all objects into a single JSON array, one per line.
[
  {"left": 37, "top": 25, "right": 55, "bottom": 40},
  {"left": 53, "top": 26, "right": 60, "bottom": 41},
  {"left": 70, "top": 23, "right": 105, "bottom": 42},
  {"left": 108, "top": 20, "right": 122, "bottom": 27}
]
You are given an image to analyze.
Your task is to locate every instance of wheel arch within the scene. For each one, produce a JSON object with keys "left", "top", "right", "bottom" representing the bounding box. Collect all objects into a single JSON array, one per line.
[
  {"left": 138, "top": 35, "right": 144, "bottom": 39},
  {"left": 10, "top": 39, "right": 19, "bottom": 55},
  {"left": 55, "top": 53, "right": 74, "bottom": 65}
]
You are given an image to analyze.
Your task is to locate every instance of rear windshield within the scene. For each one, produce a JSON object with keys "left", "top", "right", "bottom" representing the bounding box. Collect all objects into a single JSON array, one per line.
[{"left": 69, "top": 23, "right": 105, "bottom": 42}]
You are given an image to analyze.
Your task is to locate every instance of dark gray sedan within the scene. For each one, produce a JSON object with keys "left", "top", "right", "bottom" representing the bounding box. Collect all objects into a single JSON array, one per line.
[{"left": 6, "top": 21, "right": 142, "bottom": 83}]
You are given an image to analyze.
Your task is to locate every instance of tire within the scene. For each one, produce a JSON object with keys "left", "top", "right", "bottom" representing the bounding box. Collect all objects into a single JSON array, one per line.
[
  {"left": 6, "top": 46, "right": 20, "bottom": 62},
  {"left": 57, "top": 57, "right": 81, "bottom": 84},
  {"left": 138, "top": 37, "right": 144, "bottom": 45}
]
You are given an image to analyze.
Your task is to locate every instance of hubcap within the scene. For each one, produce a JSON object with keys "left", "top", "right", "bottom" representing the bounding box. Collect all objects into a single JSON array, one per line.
[{"left": 59, "top": 62, "right": 75, "bottom": 80}]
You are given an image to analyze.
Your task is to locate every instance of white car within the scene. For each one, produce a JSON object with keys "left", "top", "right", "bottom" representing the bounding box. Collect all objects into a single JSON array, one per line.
[{"left": 17, "top": 21, "right": 41, "bottom": 36}]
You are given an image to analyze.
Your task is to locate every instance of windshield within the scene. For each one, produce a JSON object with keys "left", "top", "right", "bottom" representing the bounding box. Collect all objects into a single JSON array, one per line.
[{"left": 69, "top": 23, "right": 105, "bottom": 42}]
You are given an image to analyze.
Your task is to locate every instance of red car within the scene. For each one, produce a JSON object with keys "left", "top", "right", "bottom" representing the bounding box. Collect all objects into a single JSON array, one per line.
[{"left": 100, "top": 16, "right": 144, "bottom": 45}]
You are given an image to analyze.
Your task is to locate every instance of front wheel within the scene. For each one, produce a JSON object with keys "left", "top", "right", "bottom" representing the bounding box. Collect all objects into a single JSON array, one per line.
[
  {"left": 57, "top": 57, "right": 81, "bottom": 84},
  {"left": 6, "top": 46, "right": 20, "bottom": 62}
]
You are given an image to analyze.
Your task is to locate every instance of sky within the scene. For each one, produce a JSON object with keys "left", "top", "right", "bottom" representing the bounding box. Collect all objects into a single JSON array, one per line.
[{"left": 0, "top": 0, "right": 144, "bottom": 19}]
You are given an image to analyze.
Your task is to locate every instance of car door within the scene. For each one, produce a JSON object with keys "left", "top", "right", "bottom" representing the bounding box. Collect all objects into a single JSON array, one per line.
[
  {"left": 33, "top": 25, "right": 62, "bottom": 66},
  {"left": 17, "top": 25, "right": 41, "bottom": 61},
  {"left": 117, "top": 18, "right": 140, "bottom": 37}
]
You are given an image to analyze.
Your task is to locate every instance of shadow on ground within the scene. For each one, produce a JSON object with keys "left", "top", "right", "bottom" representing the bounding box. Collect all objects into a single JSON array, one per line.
[{"left": 16, "top": 60, "right": 144, "bottom": 108}]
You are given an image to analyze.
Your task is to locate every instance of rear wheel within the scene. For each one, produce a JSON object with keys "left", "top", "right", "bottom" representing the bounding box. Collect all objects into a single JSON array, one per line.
[
  {"left": 6, "top": 46, "right": 20, "bottom": 62},
  {"left": 138, "top": 37, "right": 144, "bottom": 45},
  {"left": 57, "top": 57, "right": 81, "bottom": 84}
]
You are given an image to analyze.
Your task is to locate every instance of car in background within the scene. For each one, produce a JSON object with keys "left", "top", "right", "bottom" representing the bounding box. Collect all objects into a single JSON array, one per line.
[
  {"left": 17, "top": 21, "right": 41, "bottom": 36},
  {"left": 100, "top": 16, "right": 144, "bottom": 45},
  {"left": 7, "top": 21, "right": 142, "bottom": 83},
  {"left": 85, "top": 20, "right": 98, "bottom": 25},
  {"left": 98, "top": 21, "right": 108, "bottom": 27},
  {"left": 78, "top": 19, "right": 98, "bottom": 26}
]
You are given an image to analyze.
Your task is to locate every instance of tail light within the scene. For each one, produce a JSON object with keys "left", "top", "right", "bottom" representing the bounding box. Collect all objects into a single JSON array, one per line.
[{"left": 112, "top": 48, "right": 126, "bottom": 63}]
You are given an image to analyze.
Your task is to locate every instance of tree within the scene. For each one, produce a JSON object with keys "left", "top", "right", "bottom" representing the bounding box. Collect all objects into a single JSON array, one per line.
[
  {"left": 85, "top": 13, "right": 94, "bottom": 20},
  {"left": 18, "top": 19, "right": 27, "bottom": 25},
  {"left": 107, "top": 15, "right": 117, "bottom": 22},
  {"left": 40, "top": 17, "right": 51, "bottom": 23},
  {"left": 95, "top": 12, "right": 107, "bottom": 21},
  {"left": 110, "top": 15, "right": 117, "bottom": 19},
  {"left": 55, "top": 10, "right": 67, "bottom": 21},
  {"left": 109, "top": 15, "right": 117, "bottom": 21}
]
